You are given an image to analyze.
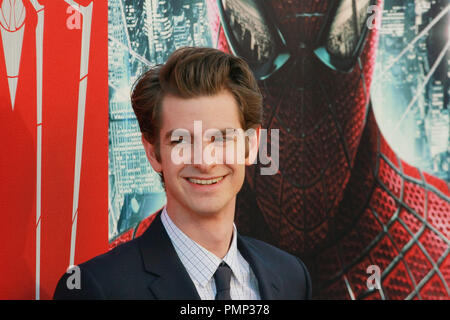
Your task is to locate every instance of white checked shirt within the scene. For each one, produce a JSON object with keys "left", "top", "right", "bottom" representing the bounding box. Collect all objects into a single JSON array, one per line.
[{"left": 161, "top": 207, "right": 261, "bottom": 300}]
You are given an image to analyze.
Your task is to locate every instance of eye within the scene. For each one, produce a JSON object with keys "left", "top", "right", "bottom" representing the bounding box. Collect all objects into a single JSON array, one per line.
[
  {"left": 218, "top": 0, "right": 290, "bottom": 80},
  {"left": 207, "top": 134, "right": 226, "bottom": 145},
  {"left": 327, "top": 0, "right": 372, "bottom": 59},
  {"left": 171, "top": 137, "right": 189, "bottom": 145},
  {"left": 218, "top": 135, "right": 237, "bottom": 145},
  {"left": 170, "top": 129, "right": 191, "bottom": 145},
  {"left": 315, "top": 0, "right": 374, "bottom": 71}
]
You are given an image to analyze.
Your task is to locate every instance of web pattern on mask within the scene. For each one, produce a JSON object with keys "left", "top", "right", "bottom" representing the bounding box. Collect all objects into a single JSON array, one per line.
[
  {"left": 111, "top": 0, "right": 450, "bottom": 299},
  {"left": 233, "top": 0, "right": 450, "bottom": 299}
]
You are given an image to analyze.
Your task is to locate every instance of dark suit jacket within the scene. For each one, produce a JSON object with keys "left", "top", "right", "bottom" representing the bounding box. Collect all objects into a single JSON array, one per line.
[{"left": 53, "top": 212, "right": 312, "bottom": 300}]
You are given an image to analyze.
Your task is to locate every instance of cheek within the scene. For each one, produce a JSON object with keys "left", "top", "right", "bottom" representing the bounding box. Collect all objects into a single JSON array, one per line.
[
  {"left": 223, "top": 139, "right": 248, "bottom": 164},
  {"left": 160, "top": 151, "right": 184, "bottom": 178},
  {"left": 229, "top": 165, "right": 246, "bottom": 189}
]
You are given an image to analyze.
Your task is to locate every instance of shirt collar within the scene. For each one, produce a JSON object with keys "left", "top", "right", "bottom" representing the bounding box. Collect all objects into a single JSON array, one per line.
[
  {"left": 222, "top": 223, "right": 245, "bottom": 285},
  {"left": 161, "top": 207, "right": 244, "bottom": 287}
]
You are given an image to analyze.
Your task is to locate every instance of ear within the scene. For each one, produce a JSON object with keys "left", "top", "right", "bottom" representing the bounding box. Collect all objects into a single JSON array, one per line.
[
  {"left": 245, "top": 125, "right": 261, "bottom": 166},
  {"left": 141, "top": 135, "right": 162, "bottom": 173}
]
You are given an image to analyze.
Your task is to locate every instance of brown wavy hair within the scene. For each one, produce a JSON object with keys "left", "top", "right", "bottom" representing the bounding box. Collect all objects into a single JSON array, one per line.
[{"left": 131, "top": 46, "right": 263, "bottom": 161}]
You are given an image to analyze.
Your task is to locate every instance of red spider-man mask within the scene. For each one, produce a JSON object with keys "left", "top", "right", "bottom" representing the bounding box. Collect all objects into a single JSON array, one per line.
[{"left": 210, "top": 0, "right": 382, "bottom": 251}]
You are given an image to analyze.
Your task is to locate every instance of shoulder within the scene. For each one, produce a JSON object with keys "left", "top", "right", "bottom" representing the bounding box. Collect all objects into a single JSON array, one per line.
[
  {"left": 240, "top": 235, "right": 304, "bottom": 266},
  {"left": 239, "top": 235, "right": 312, "bottom": 299},
  {"left": 53, "top": 236, "right": 144, "bottom": 300},
  {"left": 80, "top": 236, "right": 142, "bottom": 273}
]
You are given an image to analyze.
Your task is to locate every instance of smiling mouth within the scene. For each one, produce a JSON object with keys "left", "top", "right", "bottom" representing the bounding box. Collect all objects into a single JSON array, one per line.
[{"left": 186, "top": 176, "right": 225, "bottom": 185}]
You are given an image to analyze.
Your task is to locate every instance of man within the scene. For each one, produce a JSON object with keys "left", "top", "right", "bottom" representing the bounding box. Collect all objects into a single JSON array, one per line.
[{"left": 53, "top": 46, "right": 311, "bottom": 300}]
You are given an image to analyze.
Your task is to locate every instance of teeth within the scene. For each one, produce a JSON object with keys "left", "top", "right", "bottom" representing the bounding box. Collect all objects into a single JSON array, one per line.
[{"left": 188, "top": 176, "right": 224, "bottom": 185}]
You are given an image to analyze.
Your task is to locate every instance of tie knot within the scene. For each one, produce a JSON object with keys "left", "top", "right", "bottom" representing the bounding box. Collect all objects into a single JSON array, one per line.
[{"left": 214, "top": 262, "right": 232, "bottom": 300}]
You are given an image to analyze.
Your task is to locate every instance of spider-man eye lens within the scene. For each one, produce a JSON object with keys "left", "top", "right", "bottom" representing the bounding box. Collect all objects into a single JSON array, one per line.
[
  {"left": 218, "top": 0, "right": 290, "bottom": 80},
  {"left": 315, "top": 0, "right": 374, "bottom": 72},
  {"left": 327, "top": 0, "right": 371, "bottom": 58}
]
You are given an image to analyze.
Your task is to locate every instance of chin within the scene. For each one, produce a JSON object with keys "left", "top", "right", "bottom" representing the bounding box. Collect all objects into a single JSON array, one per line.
[
  {"left": 186, "top": 198, "right": 233, "bottom": 217},
  {"left": 189, "top": 203, "right": 225, "bottom": 216}
]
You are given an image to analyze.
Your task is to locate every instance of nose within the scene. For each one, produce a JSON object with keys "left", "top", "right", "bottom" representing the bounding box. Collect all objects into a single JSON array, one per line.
[
  {"left": 192, "top": 161, "right": 216, "bottom": 173},
  {"left": 191, "top": 136, "right": 219, "bottom": 172}
]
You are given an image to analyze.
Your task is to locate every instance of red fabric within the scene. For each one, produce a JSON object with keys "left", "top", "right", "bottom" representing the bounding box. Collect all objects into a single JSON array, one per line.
[{"left": 0, "top": 1, "right": 108, "bottom": 299}]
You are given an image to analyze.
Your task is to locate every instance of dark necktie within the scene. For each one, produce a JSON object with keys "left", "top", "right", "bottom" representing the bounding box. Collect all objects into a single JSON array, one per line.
[{"left": 214, "top": 262, "right": 232, "bottom": 300}]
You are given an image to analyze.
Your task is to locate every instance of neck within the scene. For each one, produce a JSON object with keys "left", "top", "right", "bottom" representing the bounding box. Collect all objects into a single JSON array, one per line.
[{"left": 165, "top": 199, "right": 236, "bottom": 259}]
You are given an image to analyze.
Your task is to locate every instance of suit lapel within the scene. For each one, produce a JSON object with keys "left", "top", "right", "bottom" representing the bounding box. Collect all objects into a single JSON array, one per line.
[
  {"left": 237, "top": 235, "right": 282, "bottom": 300},
  {"left": 137, "top": 211, "right": 282, "bottom": 300},
  {"left": 138, "top": 212, "right": 200, "bottom": 300}
]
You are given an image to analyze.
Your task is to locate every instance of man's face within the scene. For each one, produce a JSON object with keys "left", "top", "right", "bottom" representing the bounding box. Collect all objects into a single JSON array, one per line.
[{"left": 143, "top": 90, "right": 255, "bottom": 218}]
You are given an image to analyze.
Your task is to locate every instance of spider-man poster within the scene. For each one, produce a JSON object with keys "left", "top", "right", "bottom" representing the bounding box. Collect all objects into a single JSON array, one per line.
[
  {"left": 0, "top": 0, "right": 449, "bottom": 300},
  {"left": 0, "top": 0, "right": 108, "bottom": 299},
  {"left": 108, "top": 0, "right": 450, "bottom": 300}
]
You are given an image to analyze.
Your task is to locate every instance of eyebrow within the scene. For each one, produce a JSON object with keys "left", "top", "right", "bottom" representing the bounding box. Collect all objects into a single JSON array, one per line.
[{"left": 164, "top": 128, "right": 239, "bottom": 141}]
